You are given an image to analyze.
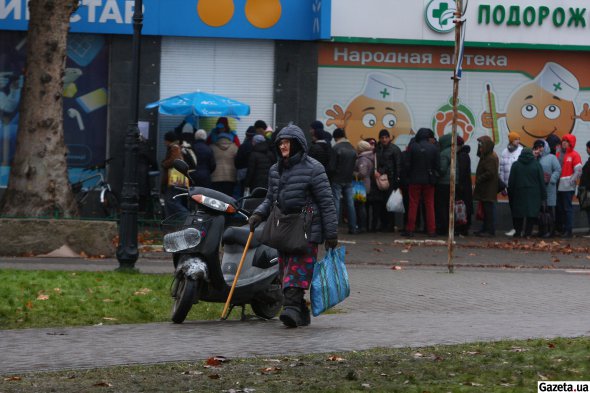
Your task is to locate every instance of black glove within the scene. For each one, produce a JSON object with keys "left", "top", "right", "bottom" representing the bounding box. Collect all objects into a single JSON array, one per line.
[
  {"left": 325, "top": 238, "right": 338, "bottom": 250},
  {"left": 248, "top": 214, "right": 263, "bottom": 231}
]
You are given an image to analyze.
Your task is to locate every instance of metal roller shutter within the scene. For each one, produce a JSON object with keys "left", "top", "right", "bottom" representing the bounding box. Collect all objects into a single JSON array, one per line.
[{"left": 159, "top": 37, "right": 275, "bottom": 141}]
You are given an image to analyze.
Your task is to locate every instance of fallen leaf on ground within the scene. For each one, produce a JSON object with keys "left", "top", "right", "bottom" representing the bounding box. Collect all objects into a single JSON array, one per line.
[
  {"left": 327, "top": 355, "right": 345, "bottom": 362},
  {"left": 134, "top": 288, "right": 152, "bottom": 296},
  {"left": 93, "top": 381, "right": 113, "bottom": 387},
  {"left": 208, "top": 374, "right": 220, "bottom": 379},
  {"left": 181, "top": 370, "right": 203, "bottom": 375},
  {"left": 36, "top": 294, "right": 49, "bottom": 301},
  {"left": 25, "top": 301, "right": 33, "bottom": 310},
  {"left": 4, "top": 376, "right": 22, "bottom": 381},
  {"left": 373, "top": 248, "right": 383, "bottom": 253},
  {"left": 260, "top": 366, "right": 282, "bottom": 374},
  {"left": 552, "top": 257, "right": 560, "bottom": 263},
  {"left": 547, "top": 342, "right": 556, "bottom": 349},
  {"left": 205, "top": 356, "right": 228, "bottom": 367}
]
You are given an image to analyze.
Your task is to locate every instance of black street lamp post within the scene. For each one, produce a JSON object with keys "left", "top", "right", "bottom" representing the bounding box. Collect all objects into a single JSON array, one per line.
[{"left": 116, "top": 0, "right": 143, "bottom": 270}]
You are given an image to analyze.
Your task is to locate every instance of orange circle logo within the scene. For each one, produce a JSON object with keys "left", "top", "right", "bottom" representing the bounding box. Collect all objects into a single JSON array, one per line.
[{"left": 197, "top": 0, "right": 235, "bottom": 27}]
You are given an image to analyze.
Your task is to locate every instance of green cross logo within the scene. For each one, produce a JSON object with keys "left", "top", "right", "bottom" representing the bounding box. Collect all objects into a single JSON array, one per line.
[
  {"left": 553, "top": 82, "right": 563, "bottom": 92},
  {"left": 380, "top": 88, "right": 390, "bottom": 99},
  {"left": 432, "top": 2, "right": 450, "bottom": 26},
  {"left": 425, "top": 0, "right": 456, "bottom": 33}
]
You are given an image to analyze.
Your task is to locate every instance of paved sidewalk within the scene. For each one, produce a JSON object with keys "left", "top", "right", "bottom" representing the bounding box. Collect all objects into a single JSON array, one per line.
[
  {"left": 1, "top": 265, "right": 589, "bottom": 374},
  {"left": 2, "top": 229, "right": 590, "bottom": 271}
]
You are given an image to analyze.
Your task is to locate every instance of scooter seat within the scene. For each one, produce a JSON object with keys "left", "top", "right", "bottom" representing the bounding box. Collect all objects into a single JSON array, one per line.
[{"left": 222, "top": 225, "right": 263, "bottom": 249}]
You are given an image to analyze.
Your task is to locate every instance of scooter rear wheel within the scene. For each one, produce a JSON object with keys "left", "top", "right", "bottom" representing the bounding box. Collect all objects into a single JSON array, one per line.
[
  {"left": 171, "top": 277, "right": 198, "bottom": 324},
  {"left": 251, "top": 282, "right": 283, "bottom": 320},
  {"left": 251, "top": 298, "right": 282, "bottom": 320}
]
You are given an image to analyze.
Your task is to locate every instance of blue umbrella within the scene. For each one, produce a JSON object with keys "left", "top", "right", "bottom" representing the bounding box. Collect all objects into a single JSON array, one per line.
[{"left": 145, "top": 90, "right": 250, "bottom": 118}]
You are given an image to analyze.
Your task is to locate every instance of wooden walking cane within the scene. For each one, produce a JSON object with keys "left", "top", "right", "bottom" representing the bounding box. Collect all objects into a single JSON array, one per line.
[{"left": 221, "top": 230, "right": 254, "bottom": 320}]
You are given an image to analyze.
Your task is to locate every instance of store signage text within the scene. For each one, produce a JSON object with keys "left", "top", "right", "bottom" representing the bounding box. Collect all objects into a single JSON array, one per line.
[
  {"left": 478, "top": 4, "right": 587, "bottom": 27},
  {"left": 0, "top": 0, "right": 135, "bottom": 24},
  {"left": 333, "top": 47, "right": 507, "bottom": 67},
  {"left": 0, "top": 0, "right": 330, "bottom": 40}
]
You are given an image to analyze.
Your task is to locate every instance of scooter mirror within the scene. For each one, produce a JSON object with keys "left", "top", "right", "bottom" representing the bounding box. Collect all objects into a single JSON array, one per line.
[
  {"left": 173, "top": 159, "right": 190, "bottom": 176},
  {"left": 249, "top": 187, "right": 267, "bottom": 199}
]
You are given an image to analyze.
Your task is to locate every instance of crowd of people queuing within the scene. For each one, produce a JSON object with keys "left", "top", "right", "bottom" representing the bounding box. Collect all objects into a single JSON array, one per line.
[{"left": 161, "top": 116, "right": 590, "bottom": 238}]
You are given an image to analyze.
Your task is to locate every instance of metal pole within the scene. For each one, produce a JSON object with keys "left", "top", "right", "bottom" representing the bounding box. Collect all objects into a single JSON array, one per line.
[
  {"left": 116, "top": 0, "right": 143, "bottom": 271},
  {"left": 448, "top": 0, "right": 464, "bottom": 274}
]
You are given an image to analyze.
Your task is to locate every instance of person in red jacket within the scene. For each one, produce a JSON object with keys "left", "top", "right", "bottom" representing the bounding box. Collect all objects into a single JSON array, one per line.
[{"left": 556, "top": 134, "right": 582, "bottom": 237}]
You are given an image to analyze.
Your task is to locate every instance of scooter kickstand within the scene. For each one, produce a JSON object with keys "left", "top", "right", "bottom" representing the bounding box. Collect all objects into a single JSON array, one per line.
[
  {"left": 240, "top": 305, "right": 247, "bottom": 321},
  {"left": 221, "top": 304, "right": 235, "bottom": 321}
]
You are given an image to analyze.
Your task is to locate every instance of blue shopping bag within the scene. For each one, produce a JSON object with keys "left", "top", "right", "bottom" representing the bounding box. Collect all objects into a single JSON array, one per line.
[
  {"left": 352, "top": 180, "right": 366, "bottom": 203},
  {"left": 310, "top": 247, "right": 350, "bottom": 317}
]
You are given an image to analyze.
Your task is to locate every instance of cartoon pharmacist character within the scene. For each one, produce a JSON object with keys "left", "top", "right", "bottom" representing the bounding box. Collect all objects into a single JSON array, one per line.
[
  {"left": 482, "top": 62, "right": 590, "bottom": 147},
  {"left": 325, "top": 72, "right": 414, "bottom": 145}
]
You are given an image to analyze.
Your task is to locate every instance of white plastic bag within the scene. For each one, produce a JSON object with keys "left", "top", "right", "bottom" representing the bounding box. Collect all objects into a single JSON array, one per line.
[{"left": 386, "top": 189, "right": 405, "bottom": 213}]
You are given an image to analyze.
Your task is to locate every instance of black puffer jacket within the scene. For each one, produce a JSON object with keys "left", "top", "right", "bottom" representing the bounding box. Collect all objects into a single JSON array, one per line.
[
  {"left": 191, "top": 140, "right": 216, "bottom": 187},
  {"left": 329, "top": 139, "right": 357, "bottom": 184},
  {"left": 405, "top": 128, "right": 440, "bottom": 185},
  {"left": 245, "top": 141, "right": 275, "bottom": 190},
  {"left": 254, "top": 125, "right": 338, "bottom": 243},
  {"left": 376, "top": 141, "right": 402, "bottom": 188},
  {"left": 308, "top": 141, "right": 331, "bottom": 172}
]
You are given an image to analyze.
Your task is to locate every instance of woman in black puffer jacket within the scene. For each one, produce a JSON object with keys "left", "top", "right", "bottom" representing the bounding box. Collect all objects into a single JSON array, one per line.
[
  {"left": 249, "top": 124, "right": 338, "bottom": 328},
  {"left": 245, "top": 135, "right": 276, "bottom": 191}
]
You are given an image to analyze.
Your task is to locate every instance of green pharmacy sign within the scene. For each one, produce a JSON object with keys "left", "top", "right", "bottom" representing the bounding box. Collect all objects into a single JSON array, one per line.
[{"left": 425, "top": 0, "right": 457, "bottom": 33}]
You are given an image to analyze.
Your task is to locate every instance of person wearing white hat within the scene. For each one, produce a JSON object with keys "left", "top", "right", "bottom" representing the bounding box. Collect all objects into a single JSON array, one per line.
[
  {"left": 482, "top": 62, "right": 590, "bottom": 148},
  {"left": 325, "top": 72, "right": 414, "bottom": 145}
]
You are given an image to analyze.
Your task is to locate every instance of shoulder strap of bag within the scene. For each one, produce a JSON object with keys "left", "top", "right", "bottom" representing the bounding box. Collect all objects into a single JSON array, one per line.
[{"left": 374, "top": 153, "right": 378, "bottom": 173}]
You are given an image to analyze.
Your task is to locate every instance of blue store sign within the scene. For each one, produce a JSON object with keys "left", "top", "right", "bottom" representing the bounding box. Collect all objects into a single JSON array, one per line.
[{"left": 0, "top": 0, "right": 331, "bottom": 40}]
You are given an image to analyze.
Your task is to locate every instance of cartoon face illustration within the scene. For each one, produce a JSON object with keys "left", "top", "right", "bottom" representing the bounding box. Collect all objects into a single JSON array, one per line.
[
  {"left": 505, "top": 81, "right": 576, "bottom": 147},
  {"left": 325, "top": 73, "right": 413, "bottom": 145},
  {"left": 343, "top": 96, "right": 412, "bottom": 142},
  {"left": 482, "top": 62, "right": 590, "bottom": 148}
]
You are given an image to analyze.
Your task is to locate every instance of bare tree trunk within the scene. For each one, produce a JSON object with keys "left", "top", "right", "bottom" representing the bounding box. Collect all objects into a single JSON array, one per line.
[{"left": 0, "top": 0, "right": 79, "bottom": 218}]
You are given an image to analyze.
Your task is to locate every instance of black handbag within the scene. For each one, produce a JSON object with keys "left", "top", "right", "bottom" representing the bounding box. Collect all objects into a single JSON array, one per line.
[
  {"left": 578, "top": 186, "right": 590, "bottom": 210},
  {"left": 260, "top": 203, "right": 313, "bottom": 254},
  {"left": 538, "top": 205, "right": 553, "bottom": 235},
  {"left": 498, "top": 178, "right": 507, "bottom": 193}
]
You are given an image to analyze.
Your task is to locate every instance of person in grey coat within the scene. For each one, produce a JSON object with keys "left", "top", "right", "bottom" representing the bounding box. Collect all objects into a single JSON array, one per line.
[
  {"left": 533, "top": 139, "right": 561, "bottom": 237},
  {"left": 248, "top": 124, "right": 338, "bottom": 328}
]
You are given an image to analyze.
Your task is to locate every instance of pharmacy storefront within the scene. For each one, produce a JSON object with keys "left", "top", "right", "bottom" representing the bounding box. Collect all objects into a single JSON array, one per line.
[{"left": 320, "top": 0, "right": 590, "bottom": 168}]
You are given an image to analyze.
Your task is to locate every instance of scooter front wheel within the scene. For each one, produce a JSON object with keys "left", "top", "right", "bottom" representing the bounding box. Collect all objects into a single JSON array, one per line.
[
  {"left": 171, "top": 277, "right": 199, "bottom": 324},
  {"left": 251, "top": 280, "right": 283, "bottom": 320}
]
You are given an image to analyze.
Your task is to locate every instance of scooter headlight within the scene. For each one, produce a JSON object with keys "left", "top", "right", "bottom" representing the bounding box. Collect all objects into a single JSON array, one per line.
[{"left": 163, "top": 228, "right": 201, "bottom": 252}]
